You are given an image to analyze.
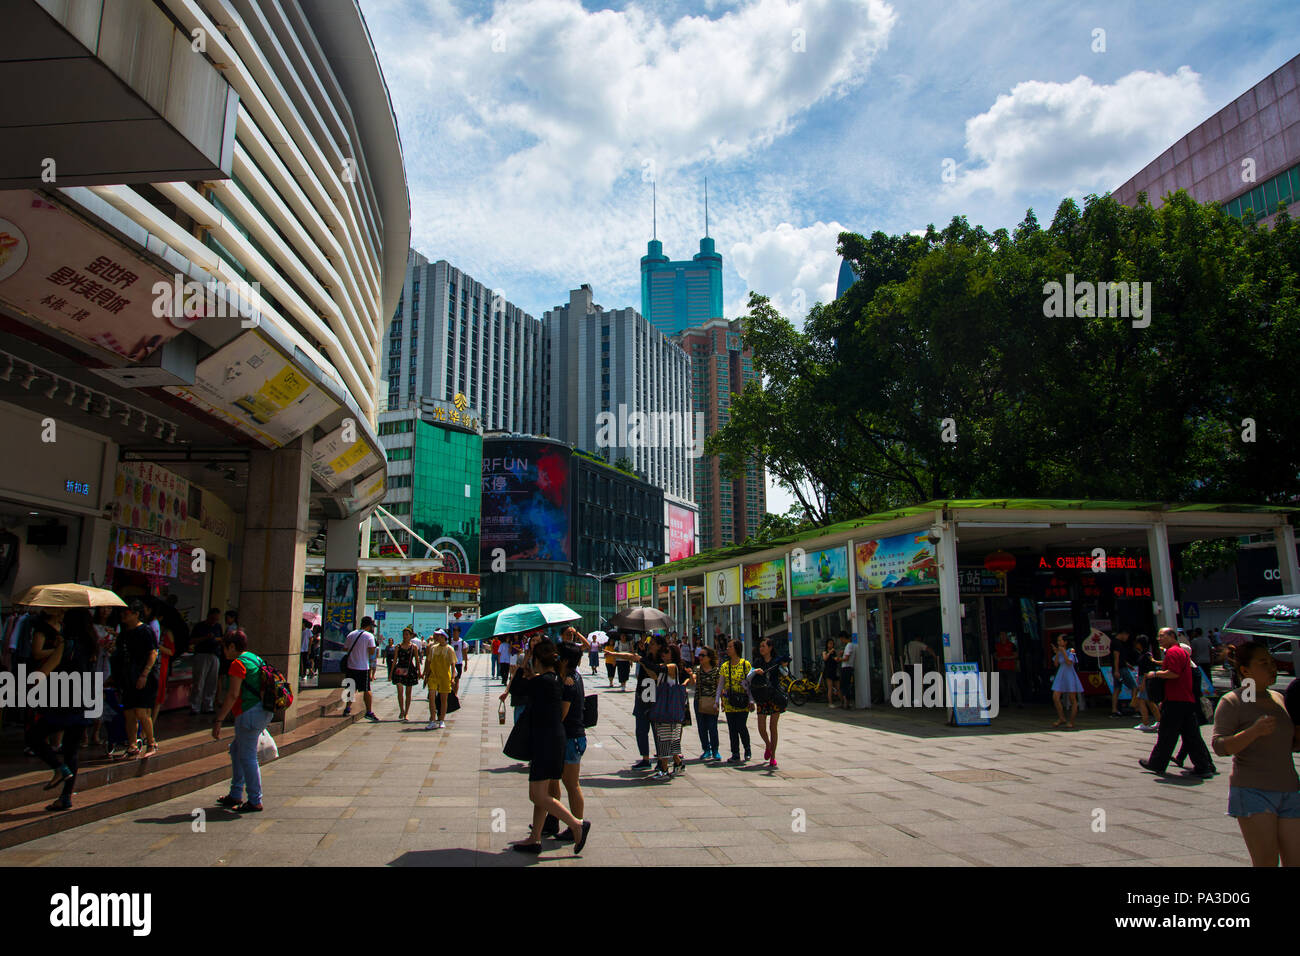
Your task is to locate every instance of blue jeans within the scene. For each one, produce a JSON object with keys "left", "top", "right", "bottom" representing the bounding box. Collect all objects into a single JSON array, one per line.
[
  {"left": 228, "top": 704, "right": 273, "bottom": 805},
  {"left": 696, "top": 710, "right": 719, "bottom": 754}
]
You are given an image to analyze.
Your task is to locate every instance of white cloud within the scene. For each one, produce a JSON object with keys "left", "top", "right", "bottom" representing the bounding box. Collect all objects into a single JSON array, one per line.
[
  {"left": 365, "top": 0, "right": 896, "bottom": 314},
  {"left": 950, "top": 67, "right": 1210, "bottom": 198},
  {"left": 728, "top": 220, "right": 846, "bottom": 321}
]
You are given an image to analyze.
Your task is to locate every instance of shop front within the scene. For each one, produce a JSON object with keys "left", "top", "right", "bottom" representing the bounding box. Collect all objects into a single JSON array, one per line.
[{"left": 636, "top": 500, "right": 1299, "bottom": 722}]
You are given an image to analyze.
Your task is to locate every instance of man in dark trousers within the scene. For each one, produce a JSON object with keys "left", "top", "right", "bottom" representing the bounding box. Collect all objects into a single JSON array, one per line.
[
  {"left": 605, "top": 633, "right": 664, "bottom": 770},
  {"left": 1140, "top": 627, "right": 1216, "bottom": 777}
]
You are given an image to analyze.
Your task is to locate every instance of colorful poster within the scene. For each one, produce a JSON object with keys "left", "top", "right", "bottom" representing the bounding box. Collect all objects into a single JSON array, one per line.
[
  {"left": 855, "top": 533, "right": 937, "bottom": 591},
  {"left": 945, "top": 662, "right": 992, "bottom": 726},
  {"left": 0, "top": 191, "right": 183, "bottom": 360},
  {"left": 627, "top": 578, "right": 641, "bottom": 601},
  {"left": 615, "top": 582, "right": 628, "bottom": 604},
  {"left": 706, "top": 567, "right": 741, "bottom": 607},
  {"left": 312, "top": 422, "right": 381, "bottom": 490},
  {"left": 667, "top": 503, "right": 696, "bottom": 562},
  {"left": 480, "top": 440, "right": 571, "bottom": 563},
  {"left": 112, "top": 461, "right": 190, "bottom": 542},
  {"left": 791, "top": 546, "right": 849, "bottom": 598},
  {"left": 323, "top": 571, "right": 358, "bottom": 674},
  {"left": 743, "top": 558, "right": 786, "bottom": 602}
]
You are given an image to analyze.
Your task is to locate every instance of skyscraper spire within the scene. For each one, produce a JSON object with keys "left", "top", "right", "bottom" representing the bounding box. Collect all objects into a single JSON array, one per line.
[
  {"left": 704, "top": 176, "right": 709, "bottom": 238},
  {"left": 653, "top": 181, "right": 657, "bottom": 240}
]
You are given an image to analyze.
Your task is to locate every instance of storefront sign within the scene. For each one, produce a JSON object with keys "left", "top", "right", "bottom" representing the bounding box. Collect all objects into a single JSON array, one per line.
[
  {"left": 110, "top": 526, "right": 189, "bottom": 581},
  {"left": 957, "top": 567, "right": 1007, "bottom": 596},
  {"left": 1081, "top": 630, "right": 1111, "bottom": 658},
  {"left": 409, "top": 570, "right": 480, "bottom": 592},
  {"left": 743, "top": 558, "right": 786, "bottom": 602},
  {"left": 791, "top": 546, "right": 849, "bottom": 598},
  {"left": 632, "top": 576, "right": 653, "bottom": 602},
  {"left": 945, "top": 662, "right": 993, "bottom": 725},
  {"left": 856, "top": 533, "right": 937, "bottom": 591},
  {"left": 166, "top": 332, "right": 339, "bottom": 448},
  {"left": 1040, "top": 551, "right": 1149, "bottom": 571},
  {"left": 705, "top": 567, "right": 741, "bottom": 607},
  {"left": 0, "top": 191, "right": 184, "bottom": 361},
  {"left": 422, "top": 393, "right": 481, "bottom": 433}
]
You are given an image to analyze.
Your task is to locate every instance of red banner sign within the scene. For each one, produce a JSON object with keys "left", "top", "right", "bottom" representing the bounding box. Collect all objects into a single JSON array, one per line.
[{"left": 409, "top": 570, "right": 479, "bottom": 591}]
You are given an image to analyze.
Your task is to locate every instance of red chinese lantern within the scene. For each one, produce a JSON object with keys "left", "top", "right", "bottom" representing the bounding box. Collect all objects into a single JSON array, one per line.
[{"left": 984, "top": 550, "right": 1016, "bottom": 573}]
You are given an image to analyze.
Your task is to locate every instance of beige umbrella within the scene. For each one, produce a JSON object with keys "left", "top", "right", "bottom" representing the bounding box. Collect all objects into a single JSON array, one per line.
[{"left": 15, "top": 583, "right": 127, "bottom": 608}]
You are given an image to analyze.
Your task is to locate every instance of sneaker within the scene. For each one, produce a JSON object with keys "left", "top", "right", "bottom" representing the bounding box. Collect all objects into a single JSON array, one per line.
[
  {"left": 672, "top": 761, "right": 685, "bottom": 775},
  {"left": 364, "top": 712, "right": 379, "bottom": 722},
  {"left": 744, "top": 753, "right": 752, "bottom": 762},
  {"left": 216, "top": 795, "right": 242, "bottom": 809},
  {"left": 769, "top": 759, "right": 778, "bottom": 769},
  {"left": 44, "top": 766, "right": 73, "bottom": 791},
  {"left": 437, "top": 720, "right": 446, "bottom": 729},
  {"left": 342, "top": 704, "right": 351, "bottom": 717},
  {"left": 651, "top": 769, "right": 672, "bottom": 780},
  {"left": 631, "top": 758, "right": 652, "bottom": 770},
  {"left": 1138, "top": 758, "right": 1167, "bottom": 776},
  {"left": 726, "top": 754, "right": 741, "bottom": 764},
  {"left": 1109, "top": 711, "right": 1124, "bottom": 718},
  {"left": 425, "top": 721, "right": 437, "bottom": 730}
]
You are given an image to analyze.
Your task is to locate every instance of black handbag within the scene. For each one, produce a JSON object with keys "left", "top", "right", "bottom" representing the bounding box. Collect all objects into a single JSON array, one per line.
[
  {"left": 582, "top": 693, "right": 598, "bottom": 728},
  {"left": 503, "top": 706, "right": 532, "bottom": 760},
  {"left": 446, "top": 692, "right": 460, "bottom": 713}
]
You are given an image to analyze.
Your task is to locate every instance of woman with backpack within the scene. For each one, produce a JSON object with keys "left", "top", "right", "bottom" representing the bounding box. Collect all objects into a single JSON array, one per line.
[
  {"left": 720, "top": 639, "right": 753, "bottom": 764},
  {"left": 751, "top": 638, "right": 791, "bottom": 769},
  {"left": 212, "top": 630, "right": 274, "bottom": 813}
]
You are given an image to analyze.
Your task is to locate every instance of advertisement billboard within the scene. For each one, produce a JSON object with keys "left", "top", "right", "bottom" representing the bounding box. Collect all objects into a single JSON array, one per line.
[
  {"left": 791, "top": 546, "right": 850, "bottom": 598},
  {"left": 480, "top": 440, "right": 571, "bottom": 563},
  {"left": 666, "top": 503, "right": 696, "bottom": 562},
  {"left": 323, "top": 571, "right": 358, "bottom": 673},
  {"left": 615, "top": 581, "right": 628, "bottom": 604},
  {"left": 856, "top": 533, "right": 938, "bottom": 591},
  {"left": 743, "top": 558, "right": 786, "bottom": 602},
  {"left": 706, "top": 567, "right": 741, "bottom": 607},
  {"left": 165, "top": 331, "right": 339, "bottom": 448}
]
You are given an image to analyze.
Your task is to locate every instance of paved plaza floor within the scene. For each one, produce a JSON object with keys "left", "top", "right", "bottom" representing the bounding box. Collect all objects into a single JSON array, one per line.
[{"left": 0, "top": 656, "right": 1253, "bottom": 867}]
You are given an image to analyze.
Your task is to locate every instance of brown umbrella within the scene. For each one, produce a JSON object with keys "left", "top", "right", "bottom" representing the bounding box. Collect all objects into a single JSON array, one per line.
[
  {"left": 15, "top": 583, "right": 127, "bottom": 608},
  {"left": 608, "top": 606, "right": 675, "bottom": 632}
]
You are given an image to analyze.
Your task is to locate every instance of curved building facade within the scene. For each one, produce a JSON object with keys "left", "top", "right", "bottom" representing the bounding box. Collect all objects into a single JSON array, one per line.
[{"left": 0, "top": 0, "right": 409, "bottom": 696}]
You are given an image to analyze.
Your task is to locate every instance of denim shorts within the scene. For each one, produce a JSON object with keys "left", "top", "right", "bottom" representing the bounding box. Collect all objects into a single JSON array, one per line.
[
  {"left": 564, "top": 736, "right": 587, "bottom": 765},
  {"left": 1227, "top": 786, "right": 1300, "bottom": 819},
  {"left": 1116, "top": 666, "right": 1137, "bottom": 690}
]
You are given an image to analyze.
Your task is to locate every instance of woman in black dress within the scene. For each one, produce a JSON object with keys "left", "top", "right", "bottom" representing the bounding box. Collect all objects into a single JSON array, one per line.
[
  {"left": 821, "top": 637, "right": 840, "bottom": 706},
  {"left": 751, "top": 638, "right": 792, "bottom": 770},
  {"left": 511, "top": 641, "right": 591, "bottom": 855},
  {"left": 392, "top": 627, "right": 421, "bottom": 722}
]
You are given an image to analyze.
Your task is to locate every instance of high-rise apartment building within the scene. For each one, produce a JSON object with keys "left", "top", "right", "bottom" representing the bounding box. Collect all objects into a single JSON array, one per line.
[
  {"left": 544, "top": 285, "right": 693, "bottom": 503},
  {"left": 639, "top": 237, "right": 724, "bottom": 337},
  {"left": 383, "top": 252, "right": 545, "bottom": 434},
  {"left": 677, "top": 318, "right": 765, "bottom": 549}
]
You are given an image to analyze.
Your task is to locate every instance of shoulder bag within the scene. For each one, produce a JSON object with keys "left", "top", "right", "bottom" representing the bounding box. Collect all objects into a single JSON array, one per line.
[
  {"left": 503, "top": 703, "right": 532, "bottom": 761},
  {"left": 582, "top": 692, "right": 599, "bottom": 728}
]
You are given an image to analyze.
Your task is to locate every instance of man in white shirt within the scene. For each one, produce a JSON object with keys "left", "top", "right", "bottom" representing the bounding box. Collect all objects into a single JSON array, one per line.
[
  {"left": 839, "top": 633, "right": 856, "bottom": 709},
  {"left": 341, "top": 616, "right": 379, "bottom": 721},
  {"left": 497, "top": 636, "right": 513, "bottom": 686}
]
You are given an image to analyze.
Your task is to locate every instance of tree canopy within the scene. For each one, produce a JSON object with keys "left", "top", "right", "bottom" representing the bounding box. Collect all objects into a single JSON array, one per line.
[{"left": 708, "top": 191, "right": 1300, "bottom": 526}]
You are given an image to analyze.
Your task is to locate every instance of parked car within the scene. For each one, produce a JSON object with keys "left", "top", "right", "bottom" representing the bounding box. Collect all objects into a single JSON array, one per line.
[{"left": 1264, "top": 637, "right": 1295, "bottom": 675}]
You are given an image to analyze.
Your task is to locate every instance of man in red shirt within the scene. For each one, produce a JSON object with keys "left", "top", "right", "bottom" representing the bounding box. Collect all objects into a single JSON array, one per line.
[
  {"left": 491, "top": 637, "right": 502, "bottom": 681},
  {"left": 1140, "top": 627, "right": 1216, "bottom": 777}
]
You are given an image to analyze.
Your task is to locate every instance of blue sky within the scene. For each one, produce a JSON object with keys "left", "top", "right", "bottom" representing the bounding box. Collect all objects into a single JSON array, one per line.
[{"left": 359, "top": 0, "right": 1299, "bottom": 513}]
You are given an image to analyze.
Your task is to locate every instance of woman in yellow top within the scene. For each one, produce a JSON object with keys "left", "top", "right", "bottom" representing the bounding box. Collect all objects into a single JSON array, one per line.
[
  {"left": 719, "top": 639, "right": 754, "bottom": 763},
  {"left": 423, "top": 629, "right": 457, "bottom": 730}
]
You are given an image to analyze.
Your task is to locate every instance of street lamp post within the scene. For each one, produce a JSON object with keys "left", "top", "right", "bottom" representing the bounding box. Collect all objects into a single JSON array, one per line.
[{"left": 581, "top": 570, "right": 616, "bottom": 634}]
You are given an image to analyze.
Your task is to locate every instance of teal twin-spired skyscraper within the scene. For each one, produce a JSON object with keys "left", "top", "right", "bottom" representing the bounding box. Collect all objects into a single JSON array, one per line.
[{"left": 640, "top": 236, "right": 724, "bottom": 336}]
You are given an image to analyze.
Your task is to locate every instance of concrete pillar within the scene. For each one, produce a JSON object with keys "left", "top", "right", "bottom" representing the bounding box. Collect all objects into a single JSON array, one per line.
[
  {"left": 1146, "top": 522, "right": 1177, "bottom": 630},
  {"left": 936, "top": 519, "right": 964, "bottom": 666},
  {"left": 785, "top": 554, "right": 797, "bottom": 676},
  {"left": 76, "top": 516, "right": 113, "bottom": 586},
  {"left": 1275, "top": 523, "right": 1298, "bottom": 594},
  {"left": 240, "top": 434, "right": 312, "bottom": 706}
]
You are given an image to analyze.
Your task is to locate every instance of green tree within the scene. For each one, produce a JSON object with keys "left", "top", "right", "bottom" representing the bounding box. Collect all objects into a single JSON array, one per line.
[{"left": 709, "top": 191, "right": 1300, "bottom": 524}]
